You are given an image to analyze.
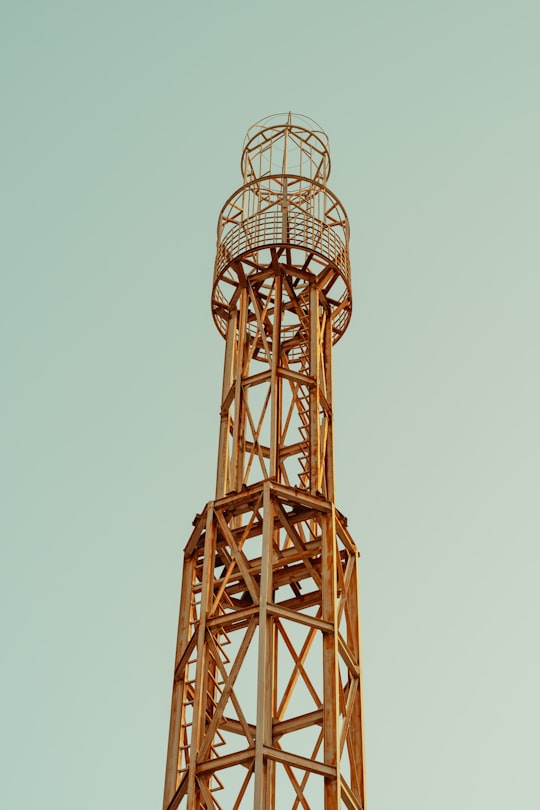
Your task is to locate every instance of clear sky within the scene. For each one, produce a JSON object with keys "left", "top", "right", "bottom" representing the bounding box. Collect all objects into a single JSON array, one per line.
[{"left": 2, "top": 1, "right": 539, "bottom": 808}]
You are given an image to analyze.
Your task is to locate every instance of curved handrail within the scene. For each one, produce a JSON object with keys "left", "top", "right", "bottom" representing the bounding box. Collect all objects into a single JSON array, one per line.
[
  {"left": 216, "top": 175, "right": 349, "bottom": 240},
  {"left": 215, "top": 175, "right": 350, "bottom": 288}
]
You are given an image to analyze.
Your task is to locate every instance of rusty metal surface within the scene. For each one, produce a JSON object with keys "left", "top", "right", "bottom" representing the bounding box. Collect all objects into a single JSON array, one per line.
[{"left": 163, "top": 114, "right": 365, "bottom": 809}]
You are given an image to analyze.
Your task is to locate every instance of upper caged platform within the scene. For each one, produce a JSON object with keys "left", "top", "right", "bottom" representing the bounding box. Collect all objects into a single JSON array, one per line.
[{"left": 212, "top": 113, "right": 352, "bottom": 351}]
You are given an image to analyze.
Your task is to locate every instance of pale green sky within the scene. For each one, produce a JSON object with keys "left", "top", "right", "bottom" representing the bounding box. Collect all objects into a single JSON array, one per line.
[{"left": 2, "top": 1, "right": 539, "bottom": 808}]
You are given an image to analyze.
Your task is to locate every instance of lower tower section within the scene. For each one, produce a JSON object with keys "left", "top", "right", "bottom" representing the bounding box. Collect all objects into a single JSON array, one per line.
[{"left": 164, "top": 482, "right": 365, "bottom": 809}]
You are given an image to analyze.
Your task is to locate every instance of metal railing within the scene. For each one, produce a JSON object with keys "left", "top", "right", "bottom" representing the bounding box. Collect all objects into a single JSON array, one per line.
[{"left": 215, "top": 208, "right": 349, "bottom": 283}]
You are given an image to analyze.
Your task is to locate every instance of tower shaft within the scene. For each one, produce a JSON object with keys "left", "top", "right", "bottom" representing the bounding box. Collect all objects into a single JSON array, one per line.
[
  {"left": 216, "top": 277, "right": 335, "bottom": 500},
  {"left": 163, "top": 114, "right": 365, "bottom": 810}
]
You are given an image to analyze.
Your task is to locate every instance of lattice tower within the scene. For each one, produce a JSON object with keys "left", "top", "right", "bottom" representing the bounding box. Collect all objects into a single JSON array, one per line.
[{"left": 163, "top": 113, "right": 365, "bottom": 810}]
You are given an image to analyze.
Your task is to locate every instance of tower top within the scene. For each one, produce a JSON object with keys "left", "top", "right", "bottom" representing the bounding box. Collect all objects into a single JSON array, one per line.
[{"left": 241, "top": 112, "right": 331, "bottom": 184}]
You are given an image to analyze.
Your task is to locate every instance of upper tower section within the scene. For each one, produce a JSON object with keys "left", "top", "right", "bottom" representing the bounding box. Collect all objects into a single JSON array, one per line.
[
  {"left": 241, "top": 112, "right": 330, "bottom": 185},
  {"left": 212, "top": 113, "right": 352, "bottom": 348}
]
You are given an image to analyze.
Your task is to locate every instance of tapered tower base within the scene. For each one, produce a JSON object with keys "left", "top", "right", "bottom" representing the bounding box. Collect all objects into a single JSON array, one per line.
[{"left": 164, "top": 481, "right": 364, "bottom": 809}]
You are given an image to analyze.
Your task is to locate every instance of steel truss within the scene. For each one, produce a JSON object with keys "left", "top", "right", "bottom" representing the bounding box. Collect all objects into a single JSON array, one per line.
[{"left": 163, "top": 114, "right": 365, "bottom": 809}]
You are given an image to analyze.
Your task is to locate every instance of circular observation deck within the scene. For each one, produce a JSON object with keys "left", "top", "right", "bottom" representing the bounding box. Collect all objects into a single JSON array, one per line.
[{"left": 212, "top": 115, "right": 352, "bottom": 348}]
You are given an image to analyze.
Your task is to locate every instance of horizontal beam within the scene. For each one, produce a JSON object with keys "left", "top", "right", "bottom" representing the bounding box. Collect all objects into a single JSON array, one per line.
[
  {"left": 207, "top": 605, "right": 259, "bottom": 629},
  {"left": 273, "top": 708, "right": 324, "bottom": 737},
  {"left": 278, "top": 367, "right": 315, "bottom": 387},
  {"left": 197, "top": 747, "right": 254, "bottom": 774},
  {"left": 270, "top": 482, "right": 333, "bottom": 513},
  {"left": 268, "top": 602, "right": 332, "bottom": 633},
  {"left": 220, "top": 717, "right": 257, "bottom": 738},
  {"left": 262, "top": 746, "right": 336, "bottom": 778}
]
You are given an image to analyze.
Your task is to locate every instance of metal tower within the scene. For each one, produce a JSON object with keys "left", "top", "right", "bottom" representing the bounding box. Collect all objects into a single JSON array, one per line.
[{"left": 163, "top": 113, "right": 365, "bottom": 810}]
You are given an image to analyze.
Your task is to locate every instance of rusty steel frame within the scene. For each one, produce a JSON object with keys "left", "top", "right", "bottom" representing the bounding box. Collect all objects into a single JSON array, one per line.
[{"left": 163, "top": 113, "right": 365, "bottom": 809}]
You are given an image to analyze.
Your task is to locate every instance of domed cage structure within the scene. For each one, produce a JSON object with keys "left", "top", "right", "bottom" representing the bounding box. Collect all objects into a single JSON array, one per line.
[
  {"left": 241, "top": 113, "right": 331, "bottom": 183},
  {"left": 212, "top": 113, "right": 352, "bottom": 358}
]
